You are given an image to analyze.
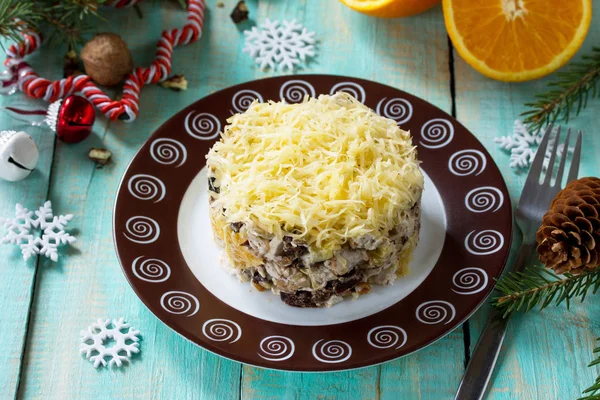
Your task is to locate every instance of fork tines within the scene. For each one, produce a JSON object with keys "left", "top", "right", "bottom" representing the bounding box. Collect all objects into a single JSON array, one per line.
[{"left": 528, "top": 125, "right": 583, "bottom": 190}]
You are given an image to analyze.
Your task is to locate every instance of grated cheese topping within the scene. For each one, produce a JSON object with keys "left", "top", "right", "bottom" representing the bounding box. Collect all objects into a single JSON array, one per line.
[{"left": 207, "top": 92, "right": 424, "bottom": 260}]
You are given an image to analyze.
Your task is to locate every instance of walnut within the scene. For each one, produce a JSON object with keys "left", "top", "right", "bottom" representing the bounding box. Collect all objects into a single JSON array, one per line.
[
  {"left": 230, "top": 1, "right": 249, "bottom": 23},
  {"left": 88, "top": 148, "right": 112, "bottom": 167},
  {"left": 81, "top": 33, "right": 134, "bottom": 87},
  {"left": 159, "top": 75, "right": 188, "bottom": 91}
]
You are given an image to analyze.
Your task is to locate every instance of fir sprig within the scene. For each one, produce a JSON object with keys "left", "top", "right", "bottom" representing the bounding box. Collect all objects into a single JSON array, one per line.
[
  {"left": 42, "top": 1, "right": 106, "bottom": 49},
  {"left": 493, "top": 266, "right": 600, "bottom": 318},
  {"left": 579, "top": 338, "right": 600, "bottom": 400},
  {"left": 0, "top": 1, "right": 40, "bottom": 44},
  {"left": 0, "top": 0, "right": 106, "bottom": 49},
  {"left": 0, "top": 0, "right": 189, "bottom": 49},
  {"left": 521, "top": 47, "right": 600, "bottom": 135}
]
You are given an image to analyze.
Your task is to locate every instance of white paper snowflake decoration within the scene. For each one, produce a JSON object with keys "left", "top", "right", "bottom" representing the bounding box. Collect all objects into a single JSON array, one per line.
[
  {"left": 1, "top": 203, "right": 38, "bottom": 260},
  {"left": 80, "top": 318, "right": 141, "bottom": 368},
  {"left": 1, "top": 201, "right": 76, "bottom": 262},
  {"left": 243, "top": 19, "right": 316, "bottom": 71},
  {"left": 494, "top": 120, "right": 571, "bottom": 170}
]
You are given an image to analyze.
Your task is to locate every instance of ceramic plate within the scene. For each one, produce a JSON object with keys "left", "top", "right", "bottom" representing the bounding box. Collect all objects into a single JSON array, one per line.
[{"left": 113, "top": 75, "right": 513, "bottom": 372}]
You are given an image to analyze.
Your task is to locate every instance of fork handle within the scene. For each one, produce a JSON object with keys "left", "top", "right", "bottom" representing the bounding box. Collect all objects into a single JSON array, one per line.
[{"left": 454, "top": 242, "right": 536, "bottom": 400}]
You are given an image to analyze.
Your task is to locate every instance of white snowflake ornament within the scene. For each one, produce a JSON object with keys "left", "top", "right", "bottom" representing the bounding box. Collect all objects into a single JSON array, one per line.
[
  {"left": 495, "top": 120, "right": 571, "bottom": 170},
  {"left": 243, "top": 19, "right": 316, "bottom": 71},
  {"left": 80, "top": 318, "right": 141, "bottom": 368},
  {"left": 1, "top": 201, "right": 76, "bottom": 261}
]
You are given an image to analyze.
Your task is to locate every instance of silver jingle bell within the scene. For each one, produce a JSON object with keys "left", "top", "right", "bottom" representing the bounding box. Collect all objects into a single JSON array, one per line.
[{"left": 0, "top": 131, "right": 39, "bottom": 182}]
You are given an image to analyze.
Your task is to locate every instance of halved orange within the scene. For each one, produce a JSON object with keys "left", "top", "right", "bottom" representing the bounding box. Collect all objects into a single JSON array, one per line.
[
  {"left": 339, "top": 0, "right": 441, "bottom": 18},
  {"left": 443, "top": 0, "right": 592, "bottom": 81}
]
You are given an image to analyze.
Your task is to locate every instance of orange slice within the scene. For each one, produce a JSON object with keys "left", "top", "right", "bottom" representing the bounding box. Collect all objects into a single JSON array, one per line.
[
  {"left": 339, "top": 0, "right": 441, "bottom": 18},
  {"left": 443, "top": 0, "right": 592, "bottom": 81}
]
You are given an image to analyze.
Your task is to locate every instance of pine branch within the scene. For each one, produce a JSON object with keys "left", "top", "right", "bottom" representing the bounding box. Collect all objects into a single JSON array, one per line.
[
  {"left": 493, "top": 266, "right": 600, "bottom": 318},
  {"left": 578, "top": 338, "right": 600, "bottom": 400},
  {"left": 521, "top": 47, "right": 600, "bottom": 134},
  {"left": 0, "top": 0, "right": 106, "bottom": 49},
  {"left": 42, "top": 0, "right": 106, "bottom": 49},
  {"left": 0, "top": 0, "right": 187, "bottom": 49},
  {"left": 0, "top": 1, "right": 40, "bottom": 43}
]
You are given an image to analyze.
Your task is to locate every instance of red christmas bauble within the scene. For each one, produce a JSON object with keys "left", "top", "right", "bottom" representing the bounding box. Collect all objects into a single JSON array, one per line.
[{"left": 56, "top": 95, "right": 95, "bottom": 143}]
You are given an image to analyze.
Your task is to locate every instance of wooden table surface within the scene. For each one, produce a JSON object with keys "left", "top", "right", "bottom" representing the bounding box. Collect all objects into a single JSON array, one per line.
[{"left": 1, "top": 1, "right": 599, "bottom": 399}]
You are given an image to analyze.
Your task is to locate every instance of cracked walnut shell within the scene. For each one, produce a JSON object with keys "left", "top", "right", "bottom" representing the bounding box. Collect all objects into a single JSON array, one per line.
[{"left": 536, "top": 177, "right": 600, "bottom": 274}]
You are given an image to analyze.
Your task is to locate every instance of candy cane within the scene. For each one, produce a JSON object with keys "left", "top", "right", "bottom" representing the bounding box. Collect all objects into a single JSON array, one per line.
[{"left": 2, "top": 0, "right": 205, "bottom": 122}]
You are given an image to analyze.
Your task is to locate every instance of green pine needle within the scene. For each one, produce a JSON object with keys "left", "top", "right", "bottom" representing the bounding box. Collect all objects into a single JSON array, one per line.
[
  {"left": 0, "top": 0, "right": 106, "bottom": 49},
  {"left": 521, "top": 47, "right": 600, "bottom": 134},
  {"left": 493, "top": 266, "right": 600, "bottom": 319},
  {"left": 578, "top": 338, "right": 600, "bottom": 400},
  {"left": 0, "top": 1, "right": 41, "bottom": 43},
  {"left": 0, "top": 0, "right": 189, "bottom": 49}
]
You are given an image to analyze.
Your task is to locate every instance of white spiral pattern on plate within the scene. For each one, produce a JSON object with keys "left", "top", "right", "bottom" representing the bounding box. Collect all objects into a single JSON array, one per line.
[
  {"left": 127, "top": 174, "right": 166, "bottom": 203},
  {"left": 376, "top": 97, "right": 413, "bottom": 126},
  {"left": 452, "top": 267, "right": 489, "bottom": 295},
  {"left": 202, "top": 319, "right": 242, "bottom": 343},
  {"left": 123, "top": 216, "right": 160, "bottom": 244},
  {"left": 419, "top": 118, "right": 454, "bottom": 149},
  {"left": 464, "top": 230, "right": 505, "bottom": 255},
  {"left": 257, "top": 336, "right": 295, "bottom": 361},
  {"left": 132, "top": 255, "right": 171, "bottom": 283},
  {"left": 367, "top": 326, "right": 407, "bottom": 349},
  {"left": 312, "top": 339, "right": 352, "bottom": 363},
  {"left": 232, "top": 89, "right": 263, "bottom": 113},
  {"left": 416, "top": 300, "right": 456, "bottom": 325},
  {"left": 160, "top": 291, "right": 199, "bottom": 317},
  {"left": 449, "top": 149, "right": 487, "bottom": 176},
  {"left": 149, "top": 138, "right": 187, "bottom": 167},
  {"left": 279, "top": 80, "right": 316, "bottom": 103},
  {"left": 330, "top": 82, "right": 366, "bottom": 103},
  {"left": 184, "top": 111, "right": 221, "bottom": 140},
  {"left": 465, "top": 186, "right": 504, "bottom": 213}
]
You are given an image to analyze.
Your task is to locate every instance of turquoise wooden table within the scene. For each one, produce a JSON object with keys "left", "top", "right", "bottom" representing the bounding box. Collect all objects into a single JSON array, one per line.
[{"left": 1, "top": 1, "right": 599, "bottom": 399}]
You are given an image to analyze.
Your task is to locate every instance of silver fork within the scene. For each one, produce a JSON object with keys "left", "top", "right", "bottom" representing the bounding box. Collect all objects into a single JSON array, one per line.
[{"left": 454, "top": 125, "right": 583, "bottom": 400}]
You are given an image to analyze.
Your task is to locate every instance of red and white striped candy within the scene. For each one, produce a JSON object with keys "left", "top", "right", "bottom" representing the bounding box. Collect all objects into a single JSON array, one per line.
[{"left": 3, "top": 0, "right": 205, "bottom": 122}]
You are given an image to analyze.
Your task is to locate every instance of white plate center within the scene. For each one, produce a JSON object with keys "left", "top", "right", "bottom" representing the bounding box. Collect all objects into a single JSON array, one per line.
[{"left": 178, "top": 168, "right": 446, "bottom": 326}]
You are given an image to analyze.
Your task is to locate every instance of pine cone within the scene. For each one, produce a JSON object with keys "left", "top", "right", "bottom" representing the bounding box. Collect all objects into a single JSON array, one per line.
[{"left": 536, "top": 177, "right": 600, "bottom": 274}]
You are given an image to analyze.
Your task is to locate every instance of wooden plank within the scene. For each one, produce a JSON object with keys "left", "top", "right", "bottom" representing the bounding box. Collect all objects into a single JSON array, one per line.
[
  {"left": 16, "top": 3, "right": 242, "bottom": 399},
  {"left": 240, "top": 2, "right": 464, "bottom": 400},
  {"left": 242, "top": 367, "right": 379, "bottom": 400},
  {"left": 0, "top": 46, "right": 58, "bottom": 396},
  {"left": 453, "top": 10, "right": 600, "bottom": 400},
  {"left": 379, "top": 328, "right": 465, "bottom": 400}
]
